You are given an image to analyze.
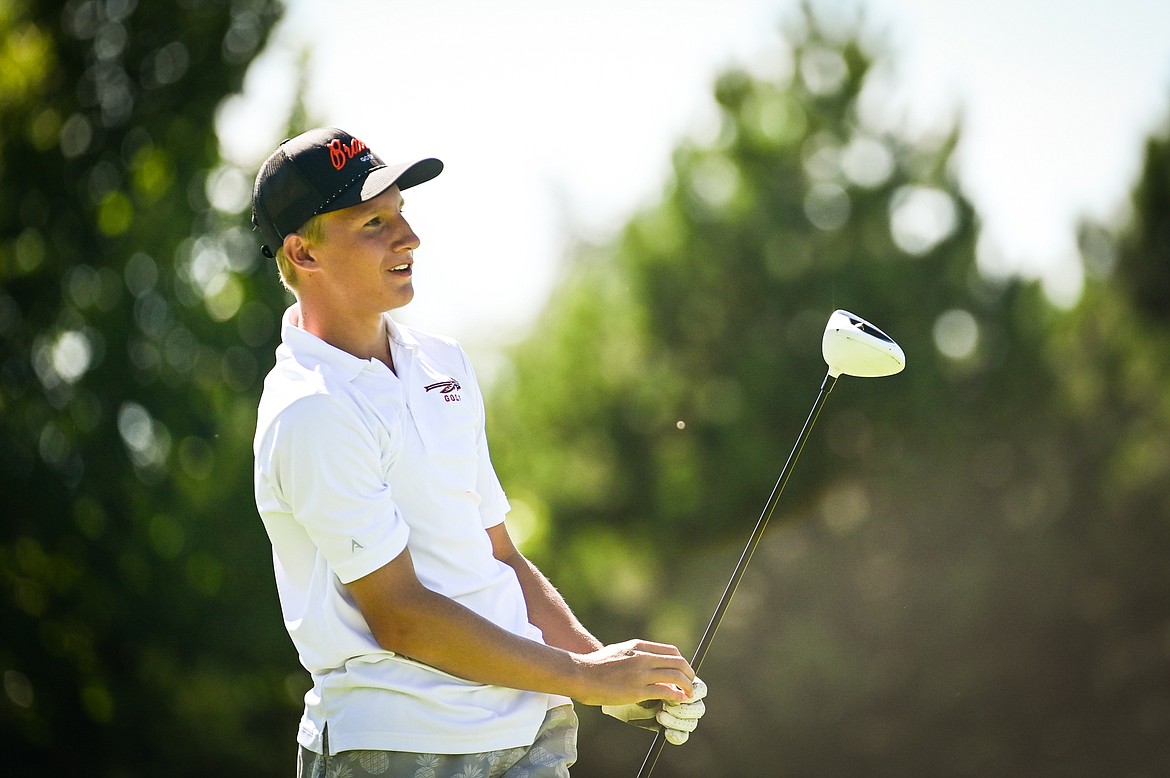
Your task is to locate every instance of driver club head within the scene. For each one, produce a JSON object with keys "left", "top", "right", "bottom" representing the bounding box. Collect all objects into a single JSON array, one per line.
[{"left": 822, "top": 309, "right": 906, "bottom": 378}]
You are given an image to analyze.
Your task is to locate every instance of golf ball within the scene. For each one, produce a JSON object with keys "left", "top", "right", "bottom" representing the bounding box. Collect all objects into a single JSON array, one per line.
[{"left": 676, "top": 420, "right": 686, "bottom": 430}]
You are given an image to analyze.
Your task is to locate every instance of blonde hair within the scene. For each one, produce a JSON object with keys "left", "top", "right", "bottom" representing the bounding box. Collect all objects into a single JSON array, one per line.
[{"left": 274, "top": 214, "right": 326, "bottom": 292}]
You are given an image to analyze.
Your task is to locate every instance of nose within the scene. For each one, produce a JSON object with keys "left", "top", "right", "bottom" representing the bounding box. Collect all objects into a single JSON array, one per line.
[{"left": 392, "top": 214, "right": 420, "bottom": 252}]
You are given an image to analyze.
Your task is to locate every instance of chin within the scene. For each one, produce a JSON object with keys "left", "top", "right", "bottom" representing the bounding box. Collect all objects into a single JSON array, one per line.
[{"left": 387, "top": 287, "right": 414, "bottom": 311}]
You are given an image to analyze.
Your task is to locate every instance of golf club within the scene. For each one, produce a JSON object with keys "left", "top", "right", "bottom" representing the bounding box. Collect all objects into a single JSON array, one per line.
[{"left": 635, "top": 309, "right": 905, "bottom": 778}]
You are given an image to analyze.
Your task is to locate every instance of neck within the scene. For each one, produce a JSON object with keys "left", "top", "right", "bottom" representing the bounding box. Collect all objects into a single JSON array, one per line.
[{"left": 295, "top": 302, "right": 394, "bottom": 371}]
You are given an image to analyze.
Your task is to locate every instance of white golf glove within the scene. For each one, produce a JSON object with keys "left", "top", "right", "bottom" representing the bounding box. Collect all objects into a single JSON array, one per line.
[{"left": 602, "top": 677, "right": 708, "bottom": 745}]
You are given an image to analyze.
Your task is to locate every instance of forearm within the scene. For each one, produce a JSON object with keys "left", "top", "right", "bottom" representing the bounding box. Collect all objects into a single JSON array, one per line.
[
  {"left": 502, "top": 552, "right": 603, "bottom": 653},
  {"left": 348, "top": 546, "right": 694, "bottom": 707},
  {"left": 380, "top": 580, "right": 590, "bottom": 698}
]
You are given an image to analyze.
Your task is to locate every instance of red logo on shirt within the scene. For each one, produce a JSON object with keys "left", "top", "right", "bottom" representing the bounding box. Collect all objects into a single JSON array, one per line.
[{"left": 425, "top": 379, "right": 462, "bottom": 403}]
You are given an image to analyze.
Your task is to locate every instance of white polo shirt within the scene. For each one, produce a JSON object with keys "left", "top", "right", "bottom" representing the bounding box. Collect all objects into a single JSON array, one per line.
[{"left": 253, "top": 306, "right": 555, "bottom": 755}]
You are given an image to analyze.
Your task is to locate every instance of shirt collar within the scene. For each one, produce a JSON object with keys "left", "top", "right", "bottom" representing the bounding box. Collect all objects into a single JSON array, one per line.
[
  {"left": 383, "top": 314, "right": 419, "bottom": 354},
  {"left": 278, "top": 304, "right": 401, "bottom": 381}
]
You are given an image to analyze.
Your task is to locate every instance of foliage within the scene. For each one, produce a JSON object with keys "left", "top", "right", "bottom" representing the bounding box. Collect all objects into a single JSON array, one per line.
[
  {"left": 1111, "top": 121, "right": 1170, "bottom": 323},
  {"left": 489, "top": 8, "right": 1170, "bottom": 778},
  {"left": 491, "top": 5, "right": 996, "bottom": 625},
  {"left": 0, "top": 0, "right": 294, "bottom": 774}
]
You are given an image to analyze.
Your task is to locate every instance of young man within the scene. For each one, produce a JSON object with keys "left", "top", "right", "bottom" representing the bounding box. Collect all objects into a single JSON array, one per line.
[{"left": 250, "top": 128, "right": 706, "bottom": 777}]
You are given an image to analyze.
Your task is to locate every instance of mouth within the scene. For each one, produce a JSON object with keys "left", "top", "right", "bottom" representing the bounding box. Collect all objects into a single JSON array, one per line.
[{"left": 389, "top": 261, "right": 412, "bottom": 275}]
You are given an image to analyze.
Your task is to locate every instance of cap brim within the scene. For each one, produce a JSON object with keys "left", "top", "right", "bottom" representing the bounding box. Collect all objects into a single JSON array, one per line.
[
  {"left": 319, "top": 158, "right": 443, "bottom": 216},
  {"left": 351, "top": 158, "right": 444, "bottom": 207}
]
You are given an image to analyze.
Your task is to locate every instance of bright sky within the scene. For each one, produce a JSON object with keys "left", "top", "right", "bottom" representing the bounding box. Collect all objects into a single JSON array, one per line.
[{"left": 218, "top": 0, "right": 1170, "bottom": 352}]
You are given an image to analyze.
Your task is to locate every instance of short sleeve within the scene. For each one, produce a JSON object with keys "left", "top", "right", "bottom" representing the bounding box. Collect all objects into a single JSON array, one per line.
[{"left": 258, "top": 393, "right": 410, "bottom": 583}]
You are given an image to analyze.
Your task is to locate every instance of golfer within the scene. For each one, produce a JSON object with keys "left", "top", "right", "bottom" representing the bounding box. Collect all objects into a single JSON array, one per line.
[{"left": 250, "top": 127, "right": 707, "bottom": 777}]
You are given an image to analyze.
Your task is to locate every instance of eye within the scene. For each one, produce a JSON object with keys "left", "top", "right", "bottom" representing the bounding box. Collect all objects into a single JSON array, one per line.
[{"left": 364, "top": 216, "right": 382, "bottom": 228}]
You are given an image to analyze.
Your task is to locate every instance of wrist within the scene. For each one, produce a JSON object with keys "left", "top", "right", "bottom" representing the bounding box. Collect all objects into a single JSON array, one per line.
[{"left": 562, "top": 650, "right": 594, "bottom": 703}]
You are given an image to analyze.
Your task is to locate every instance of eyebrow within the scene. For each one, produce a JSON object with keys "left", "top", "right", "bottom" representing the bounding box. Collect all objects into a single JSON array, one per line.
[{"left": 358, "top": 193, "right": 405, "bottom": 217}]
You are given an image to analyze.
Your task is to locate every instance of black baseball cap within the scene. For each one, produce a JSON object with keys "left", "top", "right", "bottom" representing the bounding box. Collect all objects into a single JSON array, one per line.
[{"left": 251, "top": 127, "right": 443, "bottom": 258}]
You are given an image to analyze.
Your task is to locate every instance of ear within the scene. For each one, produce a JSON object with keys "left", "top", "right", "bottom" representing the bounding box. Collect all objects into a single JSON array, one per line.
[{"left": 283, "top": 233, "right": 319, "bottom": 273}]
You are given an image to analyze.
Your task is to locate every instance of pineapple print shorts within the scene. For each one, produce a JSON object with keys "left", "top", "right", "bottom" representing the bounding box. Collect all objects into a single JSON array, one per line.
[{"left": 296, "top": 704, "right": 579, "bottom": 778}]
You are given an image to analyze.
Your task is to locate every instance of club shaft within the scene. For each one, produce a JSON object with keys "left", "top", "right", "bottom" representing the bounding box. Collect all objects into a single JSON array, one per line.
[{"left": 635, "top": 371, "right": 838, "bottom": 778}]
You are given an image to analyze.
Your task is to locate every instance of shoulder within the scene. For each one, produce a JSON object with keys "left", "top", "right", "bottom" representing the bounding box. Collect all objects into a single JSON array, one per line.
[
  {"left": 396, "top": 322, "right": 476, "bottom": 375},
  {"left": 256, "top": 359, "right": 363, "bottom": 446},
  {"left": 397, "top": 321, "right": 465, "bottom": 355}
]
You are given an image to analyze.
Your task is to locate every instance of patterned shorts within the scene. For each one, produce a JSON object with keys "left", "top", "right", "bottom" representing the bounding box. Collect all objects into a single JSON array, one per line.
[{"left": 296, "top": 705, "right": 579, "bottom": 778}]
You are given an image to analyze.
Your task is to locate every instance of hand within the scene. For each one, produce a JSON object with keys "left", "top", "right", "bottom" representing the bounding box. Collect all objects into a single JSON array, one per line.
[
  {"left": 602, "top": 677, "right": 708, "bottom": 745},
  {"left": 571, "top": 640, "right": 695, "bottom": 707}
]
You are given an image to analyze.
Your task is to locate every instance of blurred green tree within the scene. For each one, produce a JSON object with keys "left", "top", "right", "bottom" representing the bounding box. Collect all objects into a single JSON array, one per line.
[
  {"left": 490, "top": 4, "right": 1000, "bottom": 633},
  {"left": 1110, "top": 119, "right": 1170, "bottom": 323},
  {"left": 489, "top": 7, "right": 1170, "bottom": 778},
  {"left": 0, "top": 0, "right": 296, "bottom": 774}
]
